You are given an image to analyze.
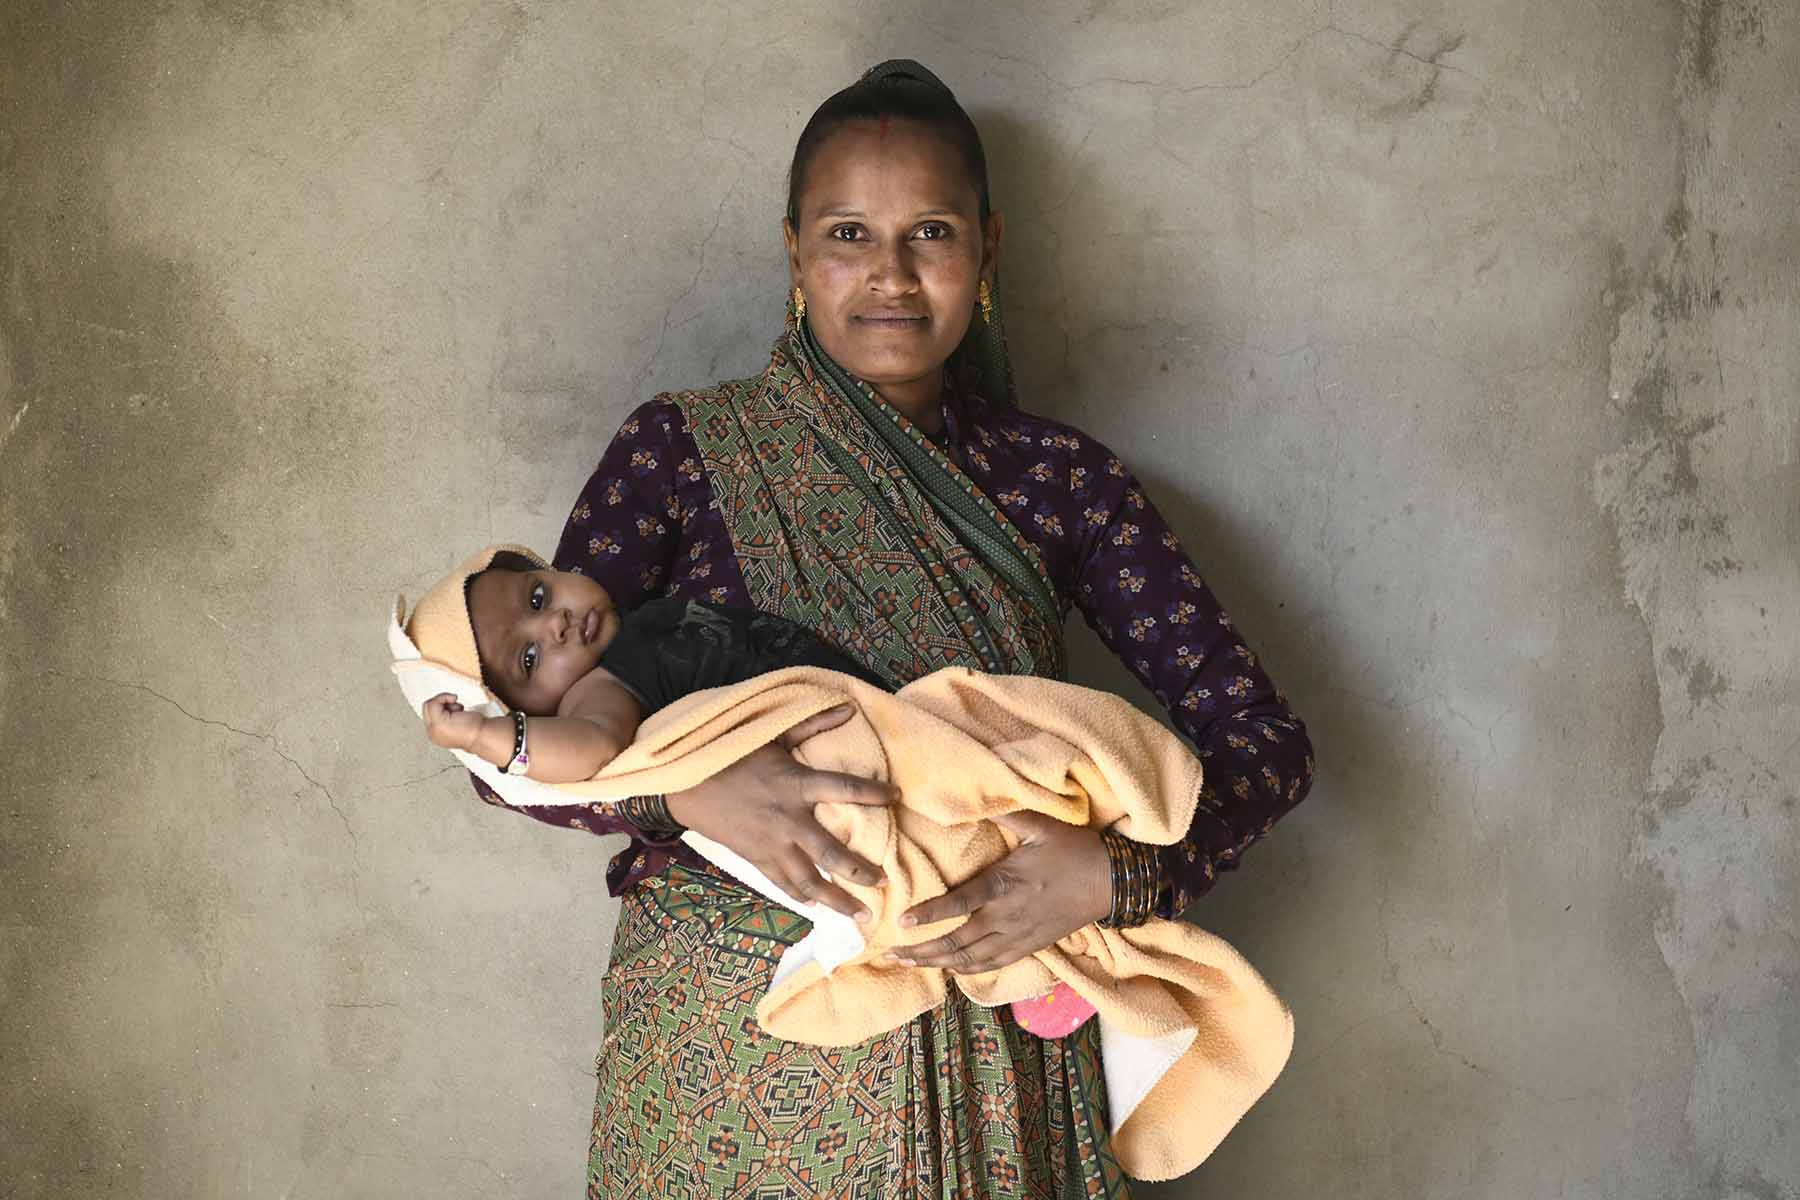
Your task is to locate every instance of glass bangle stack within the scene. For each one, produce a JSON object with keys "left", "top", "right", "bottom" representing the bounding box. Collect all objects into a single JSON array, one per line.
[
  {"left": 1097, "top": 829, "right": 1161, "bottom": 928},
  {"left": 617, "top": 793, "right": 685, "bottom": 839}
]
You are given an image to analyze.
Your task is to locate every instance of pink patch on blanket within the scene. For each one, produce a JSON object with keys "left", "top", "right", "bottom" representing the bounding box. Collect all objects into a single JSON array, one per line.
[{"left": 1010, "top": 982, "right": 1098, "bottom": 1039}]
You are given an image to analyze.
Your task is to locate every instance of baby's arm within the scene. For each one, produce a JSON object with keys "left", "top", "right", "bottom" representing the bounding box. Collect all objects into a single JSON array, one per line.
[{"left": 422, "top": 668, "right": 646, "bottom": 784}]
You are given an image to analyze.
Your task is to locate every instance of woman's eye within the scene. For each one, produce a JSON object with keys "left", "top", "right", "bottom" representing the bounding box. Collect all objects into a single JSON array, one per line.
[
  {"left": 521, "top": 644, "right": 538, "bottom": 675},
  {"left": 529, "top": 582, "right": 545, "bottom": 611},
  {"left": 916, "top": 222, "right": 950, "bottom": 240},
  {"left": 829, "top": 224, "right": 863, "bottom": 242}
]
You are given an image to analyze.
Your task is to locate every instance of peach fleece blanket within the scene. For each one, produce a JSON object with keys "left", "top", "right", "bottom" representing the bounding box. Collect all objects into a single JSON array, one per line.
[{"left": 390, "top": 608, "right": 1292, "bottom": 1181}]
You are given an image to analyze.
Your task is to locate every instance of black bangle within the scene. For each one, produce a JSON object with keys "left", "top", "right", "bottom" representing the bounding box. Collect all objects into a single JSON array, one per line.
[
  {"left": 1098, "top": 829, "right": 1161, "bottom": 929},
  {"left": 1098, "top": 830, "right": 1125, "bottom": 927},
  {"left": 619, "top": 794, "right": 685, "bottom": 839}
]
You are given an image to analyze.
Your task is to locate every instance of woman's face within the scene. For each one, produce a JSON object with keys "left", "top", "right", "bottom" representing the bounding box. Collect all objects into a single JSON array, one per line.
[{"left": 785, "top": 119, "right": 1002, "bottom": 416}]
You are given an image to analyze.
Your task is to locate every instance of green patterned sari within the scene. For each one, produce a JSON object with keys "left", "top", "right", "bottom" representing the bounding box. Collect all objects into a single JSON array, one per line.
[{"left": 587, "top": 303, "right": 1130, "bottom": 1198}]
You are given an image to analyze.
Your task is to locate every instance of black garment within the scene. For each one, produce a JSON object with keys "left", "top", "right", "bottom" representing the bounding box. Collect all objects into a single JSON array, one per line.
[{"left": 596, "top": 598, "right": 890, "bottom": 714}]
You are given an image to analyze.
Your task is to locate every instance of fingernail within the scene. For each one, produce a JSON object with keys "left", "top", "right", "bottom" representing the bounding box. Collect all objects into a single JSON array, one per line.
[
  {"left": 899, "top": 914, "right": 917, "bottom": 928},
  {"left": 854, "top": 909, "right": 872, "bottom": 925}
]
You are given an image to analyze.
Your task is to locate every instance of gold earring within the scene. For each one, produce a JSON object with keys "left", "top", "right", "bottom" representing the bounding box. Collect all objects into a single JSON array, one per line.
[
  {"left": 978, "top": 279, "right": 994, "bottom": 324},
  {"left": 793, "top": 287, "right": 806, "bottom": 319}
]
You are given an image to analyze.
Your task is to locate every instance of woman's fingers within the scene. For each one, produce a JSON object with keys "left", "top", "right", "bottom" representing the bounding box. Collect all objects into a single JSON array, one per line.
[
  {"left": 801, "top": 765, "right": 898, "bottom": 808},
  {"left": 777, "top": 703, "right": 855, "bottom": 748},
  {"left": 987, "top": 808, "right": 1060, "bottom": 841},
  {"left": 772, "top": 845, "right": 867, "bottom": 921},
  {"left": 797, "top": 821, "right": 883, "bottom": 887},
  {"left": 775, "top": 708, "right": 897, "bottom": 813},
  {"left": 894, "top": 919, "right": 1011, "bottom": 972},
  {"left": 773, "top": 848, "right": 823, "bottom": 901},
  {"left": 773, "top": 846, "right": 823, "bottom": 902},
  {"left": 943, "top": 936, "right": 1023, "bottom": 974},
  {"left": 778, "top": 708, "right": 899, "bottom": 807},
  {"left": 806, "top": 878, "right": 870, "bottom": 922},
  {"left": 901, "top": 866, "right": 1006, "bottom": 930},
  {"left": 669, "top": 727, "right": 890, "bottom": 922}
]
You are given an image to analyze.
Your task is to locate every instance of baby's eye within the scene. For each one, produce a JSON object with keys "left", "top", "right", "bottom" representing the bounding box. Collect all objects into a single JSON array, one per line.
[
  {"left": 529, "top": 582, "right": 545, "bottom": 611},
  {"left": 521, "top": 643, "right": 538, "bottom": 675}
]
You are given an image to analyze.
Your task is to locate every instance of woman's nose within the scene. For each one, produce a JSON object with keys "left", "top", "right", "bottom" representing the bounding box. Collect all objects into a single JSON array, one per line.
[{"left": 869, "top": 242, "right": 920, "bottom": 293}]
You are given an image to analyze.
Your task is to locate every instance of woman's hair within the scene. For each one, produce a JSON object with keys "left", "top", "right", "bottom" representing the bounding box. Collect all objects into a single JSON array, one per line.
[{"left": 786, "top": 59, "right": 991, "bottom": 225}]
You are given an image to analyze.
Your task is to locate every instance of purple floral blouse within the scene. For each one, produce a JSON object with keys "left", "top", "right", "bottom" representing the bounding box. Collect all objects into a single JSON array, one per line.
[{"left": 476, "top": 384, "right": 1314, "bottom": 917}]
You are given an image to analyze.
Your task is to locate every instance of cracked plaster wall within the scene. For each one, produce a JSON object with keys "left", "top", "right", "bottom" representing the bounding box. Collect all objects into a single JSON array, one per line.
[{"left": 1, "top": 1, "right": 1793, "bottom": 1197}]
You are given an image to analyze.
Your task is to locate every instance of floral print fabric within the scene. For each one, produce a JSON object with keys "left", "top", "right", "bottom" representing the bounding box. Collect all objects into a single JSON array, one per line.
[{"left": 481, "top": 384, "right": 1313, "bottom": 917}]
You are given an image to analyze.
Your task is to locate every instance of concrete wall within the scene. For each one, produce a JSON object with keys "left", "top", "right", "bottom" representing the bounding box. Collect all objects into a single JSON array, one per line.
[{"left": 2, "top": 1, "right": 1794, "bottom": 1196}]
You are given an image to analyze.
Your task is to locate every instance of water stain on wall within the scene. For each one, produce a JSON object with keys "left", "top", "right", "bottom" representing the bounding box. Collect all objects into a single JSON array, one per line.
[{"left": 1594, "top": 0, "right": 1798, "bottom": 1191}]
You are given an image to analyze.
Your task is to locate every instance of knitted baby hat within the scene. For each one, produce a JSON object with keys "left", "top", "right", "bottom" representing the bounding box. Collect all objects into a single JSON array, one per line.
[{"left": 402, "top": 543, "right": 548, "bottom": 687}]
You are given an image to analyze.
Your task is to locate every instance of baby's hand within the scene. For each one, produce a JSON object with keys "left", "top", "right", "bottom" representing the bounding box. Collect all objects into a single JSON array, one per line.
[{"left": 422, "top": 692, "right": 483, "bottom": 751}]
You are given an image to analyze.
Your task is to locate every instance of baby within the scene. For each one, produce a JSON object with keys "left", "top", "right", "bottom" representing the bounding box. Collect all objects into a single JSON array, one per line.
[
  {"left": 405, "top": 543, "right": 1105, "bottom": 1041},
  {"left": 411, "top": 544, "right": 887, "bottom": 782}
]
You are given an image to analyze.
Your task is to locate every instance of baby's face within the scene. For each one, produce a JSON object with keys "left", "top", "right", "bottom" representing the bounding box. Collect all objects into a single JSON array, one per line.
[{"left": 467, "top": 566, "right": 622, "bottom": 715}]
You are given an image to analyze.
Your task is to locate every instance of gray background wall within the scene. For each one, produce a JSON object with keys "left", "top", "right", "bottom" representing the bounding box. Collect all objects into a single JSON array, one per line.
[{"left": 2, "top": 1, "right": 1794, "bottom": 1196}]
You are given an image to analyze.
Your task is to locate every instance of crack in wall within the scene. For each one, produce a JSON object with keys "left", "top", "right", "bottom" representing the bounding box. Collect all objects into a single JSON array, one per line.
[
  {"left": 924, "top": 7, "right": 1475, "bottom": 99},
  {"left": 40, "top": 666, "right": 367, "bottom": 911}
]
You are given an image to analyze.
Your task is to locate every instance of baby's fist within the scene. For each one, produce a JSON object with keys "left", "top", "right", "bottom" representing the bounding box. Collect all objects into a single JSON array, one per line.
[{"left": 423, "top": 692, "right": 482, "bottom": 750}]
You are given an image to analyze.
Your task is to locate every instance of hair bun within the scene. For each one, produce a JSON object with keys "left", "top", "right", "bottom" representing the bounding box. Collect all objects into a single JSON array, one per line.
[{"left": 858, "top": 59, "right": 953, "bottom": 94}]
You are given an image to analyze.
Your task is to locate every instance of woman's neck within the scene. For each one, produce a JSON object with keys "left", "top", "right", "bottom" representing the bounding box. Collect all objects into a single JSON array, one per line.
[{"left": 872, "top": 374, "right": 946, "bottom": 438}]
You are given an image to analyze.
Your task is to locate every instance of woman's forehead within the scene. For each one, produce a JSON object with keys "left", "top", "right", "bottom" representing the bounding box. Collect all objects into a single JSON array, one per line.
[{"left": 797, "top": 121, "right": 979, "bottom": 217}]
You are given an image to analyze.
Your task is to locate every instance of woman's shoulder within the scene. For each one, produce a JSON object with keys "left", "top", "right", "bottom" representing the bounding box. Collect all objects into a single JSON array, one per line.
[
  {"left": 600, "top": 377, "right": 773, "bottom": 462},
  {"left": 962, "top": 397, "right": 1134, "bottom": 488},
  {"left": 649, "top": 374, "right": 763, "bottom": 414},
  {"left": 601, "top": 374, "right": 764, "bottom": 469}
]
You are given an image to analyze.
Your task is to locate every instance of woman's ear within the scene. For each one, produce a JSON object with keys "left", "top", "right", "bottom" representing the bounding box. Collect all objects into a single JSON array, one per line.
[
  {"left": 782, "top": 217, "right": 802, "bottom": 285},
  {"left": 981, "top": 210, "right": 1005, "bottom": 280}
]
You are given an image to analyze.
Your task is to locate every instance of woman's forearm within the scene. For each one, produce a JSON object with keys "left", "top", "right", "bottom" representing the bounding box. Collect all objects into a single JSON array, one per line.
[
  {"left": 1159, "top": 711, "right": 1314, "bottom": 914},
  {"left": 1067, "top": 435, "right": 1317, "bottom": 914}
]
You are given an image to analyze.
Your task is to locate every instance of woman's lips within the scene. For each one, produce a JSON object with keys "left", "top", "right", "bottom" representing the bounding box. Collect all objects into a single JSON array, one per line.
[{"left": 854, "top": 313, "right": 928, "bottom": 331}]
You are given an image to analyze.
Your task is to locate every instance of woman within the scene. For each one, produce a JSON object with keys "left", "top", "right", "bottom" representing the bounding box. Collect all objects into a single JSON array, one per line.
[{"left": 498, "top": 61, "right": 1313, "bottom": 1196}]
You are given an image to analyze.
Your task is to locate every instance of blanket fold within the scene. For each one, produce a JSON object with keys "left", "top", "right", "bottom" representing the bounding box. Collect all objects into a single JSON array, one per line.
[{"left": 390, "top": 605, "right": 1292, "bottom": 1182}]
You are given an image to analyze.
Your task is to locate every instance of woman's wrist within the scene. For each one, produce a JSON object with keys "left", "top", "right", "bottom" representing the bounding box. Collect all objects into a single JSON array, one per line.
[
  {"left": 619, "top": 793, "right": 686, "bottom": 840},
  {"left": 1097, "top": 829, "right": 1163, "bottom": 929},
  {"left": 661, "top": 786, "right": 698, "bottom": 831}
]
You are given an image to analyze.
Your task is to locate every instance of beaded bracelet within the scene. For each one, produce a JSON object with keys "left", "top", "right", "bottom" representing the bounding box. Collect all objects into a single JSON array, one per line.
[
  {"left": 503, "top": 711, "right": 531, "bottom": 776},
  {"left": 1097, "top": 829, "right": 1163, "bottom": 929},
  {"left": 617, "top": 794, "right": 685, "bottom": 839}
]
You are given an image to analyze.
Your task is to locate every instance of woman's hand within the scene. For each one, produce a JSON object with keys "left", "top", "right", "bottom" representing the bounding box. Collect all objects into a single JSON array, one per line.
[
  {"left": 893, "top": 810, "right": 1112, "bottom": 974},
  {"left": 665, "top": 704, "right": 895, "bottom": 922}
]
